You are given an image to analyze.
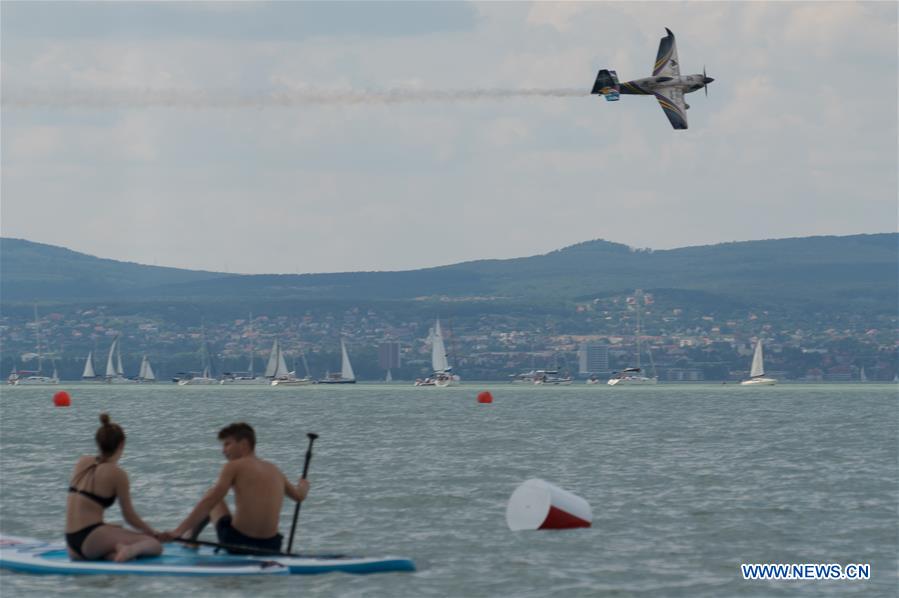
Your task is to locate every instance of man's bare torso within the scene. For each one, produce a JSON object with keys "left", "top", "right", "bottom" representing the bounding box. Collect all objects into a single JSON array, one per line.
[{"left": 229, "top": 457, "right": 285, "bottom": 538}]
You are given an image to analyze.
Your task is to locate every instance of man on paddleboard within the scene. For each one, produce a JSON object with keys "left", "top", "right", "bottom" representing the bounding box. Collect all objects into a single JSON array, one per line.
[{"left": 160, "top": 422, "right": 310, "bottom": 554}]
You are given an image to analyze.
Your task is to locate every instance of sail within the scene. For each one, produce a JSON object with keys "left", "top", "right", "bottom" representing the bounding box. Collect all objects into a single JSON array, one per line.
[
  {"left": 340, "top": 340, "right": 355, "bottom": 380},
  {"left": 82, "top": 351, "right": 96, "bottom": 378},
  {"left": 431, "top": 319, "right": 450, "bottom": 372},
  {"left": 275, "top": 344, "right": 290, "bottom": 378},
  {"left": 860, "top": 367, "right": 867, "bottom": 383},
  {"left": 386, "top": 369, "right": 393, "bottom": 383},
  {"left": 105, "top": 337, "right": 119, "bottom": 377},
  {"left": 116, "top": 344, "right": 125, "bottom": 376},
  {"left": 750, "top": 340, "right": 765, "bottom": 378},
  {"left": 264, "top": 340, "right": 280, "bottom": 378},
  {"left": 139, "top": 355, "right": 155, "bottom": 380}
]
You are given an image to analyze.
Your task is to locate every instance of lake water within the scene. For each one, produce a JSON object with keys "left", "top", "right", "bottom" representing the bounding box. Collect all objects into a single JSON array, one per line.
[{"left": 1, "top": 383, "right": 896, "bottom": 597}]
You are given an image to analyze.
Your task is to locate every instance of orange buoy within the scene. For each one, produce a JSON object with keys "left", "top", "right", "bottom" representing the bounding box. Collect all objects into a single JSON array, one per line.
[
  {"left": 53, "top": 391, "right": 71, "bottom": 407},
  {"left": 477, "top": 391, "right": 493, "bottom": 404}
]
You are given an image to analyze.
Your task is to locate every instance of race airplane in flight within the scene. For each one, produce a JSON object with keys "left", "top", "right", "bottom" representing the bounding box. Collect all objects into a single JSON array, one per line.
[{"left": 590, "top": 28, "right": 713, "bottom": 130}]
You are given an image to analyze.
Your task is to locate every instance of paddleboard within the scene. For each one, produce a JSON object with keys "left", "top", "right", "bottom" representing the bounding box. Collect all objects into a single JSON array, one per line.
[
  {"left": 0, "top": 535, "right": 415, "bottom": 576},
  {"left": 189, "top": 546, "right": 415, "bottom": 575},
  {"left": 0, "top": 535, "right": 287, "bottom": 576}
]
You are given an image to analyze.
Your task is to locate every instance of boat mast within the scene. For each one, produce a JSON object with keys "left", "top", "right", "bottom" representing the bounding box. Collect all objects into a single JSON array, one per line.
[
  {"left": 634, "top": 290, "right": 642, "bottom": 371},
  {"left": 248, "top": 313, "right": 255, "bottom": 378},
  {"left": 33, "top": 304, "right": 43, "bottom": 374},
  {"left": 301, "top": 349, "right": 311, "bottom": 379},
  {"left": 200, "top": 321, "right": 213, "bottom": 378}
]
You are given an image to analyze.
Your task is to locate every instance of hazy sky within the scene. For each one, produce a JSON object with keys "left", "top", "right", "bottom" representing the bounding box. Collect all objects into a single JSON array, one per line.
[{"left": 2, "top": 1, "right": 896, "bottom": 274}]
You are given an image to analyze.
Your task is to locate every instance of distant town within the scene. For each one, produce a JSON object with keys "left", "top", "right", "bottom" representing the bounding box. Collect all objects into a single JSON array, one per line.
[{"left": 2, "top": 290, "right": 896, "bottom": 383}]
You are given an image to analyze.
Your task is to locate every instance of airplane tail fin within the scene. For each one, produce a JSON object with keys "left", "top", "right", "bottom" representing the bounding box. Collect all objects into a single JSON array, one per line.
[{"left": 591, "top": 69, "right": 620, "bottom": 101}]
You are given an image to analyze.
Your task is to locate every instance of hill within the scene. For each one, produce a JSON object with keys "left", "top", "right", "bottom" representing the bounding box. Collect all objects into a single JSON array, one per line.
[{"left": 1, "top": 234, "right": 896, "bottom": 314}]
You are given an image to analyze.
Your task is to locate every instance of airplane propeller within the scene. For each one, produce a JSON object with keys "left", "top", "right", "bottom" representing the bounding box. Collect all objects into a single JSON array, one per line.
[{"left": 703, "top": 66, "right": 714, "bottom": 97}]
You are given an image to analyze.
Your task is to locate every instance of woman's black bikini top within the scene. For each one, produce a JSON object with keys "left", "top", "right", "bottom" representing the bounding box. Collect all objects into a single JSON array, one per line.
[{"left": 68, "top": 459, "right": 116, "bottom": 509}]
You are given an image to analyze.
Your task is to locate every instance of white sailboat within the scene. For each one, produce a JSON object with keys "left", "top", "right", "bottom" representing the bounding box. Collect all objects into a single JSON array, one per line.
[
  {"left": 178, "top": 366, "right": 217, "bottom": 385},
  {"left": 318, "top": 340, "right": 357, "bottom": 384},
  {"left": 177, "top": 335, "right": 217, "bottom": 385},
  {"left": 533, "top": 370, "right": 573, "bottom": 385},
  {"left": 608, "top": 290, "right": 658, "bottom": 386},
  {"left": 511, "top": 369, "right": 572, "bottom": 385},
  {"left": 385, "top": 369, "right": 393, "bottom": 383},
  {"left": 82, "top": 352, "right": 97, "bottom": 379},
  {"left": 222, "top": 317, "right": 269, "bottom": 384},
  {"left": 8, "top": 306, "right": 59, "bottom": 385},
  {"left": 740, "top": 340, "right": 777, "bottom": 386},
  {"left": 137, "top": 355, "right": 156, "bottom": 383},
  {"left": 859, "top": 367, "right": 868, "bottom": 383},
  {"left": 81, "top": 351, "right": 102, "bottom": 382},
  {"left": 415, "top": 319, "right": 457, "bottom": 387},
  {"left": 104, "top": 336, "right": 136, "bottom": 384},
  {"left": 268, "top": 339, "right": 312, "bottom": 386}
]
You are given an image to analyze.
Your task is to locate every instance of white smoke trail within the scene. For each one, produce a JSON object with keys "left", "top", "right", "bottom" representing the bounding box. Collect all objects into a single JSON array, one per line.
[{"left": 2, "top": 87, "right": 590, "bottom": 109}]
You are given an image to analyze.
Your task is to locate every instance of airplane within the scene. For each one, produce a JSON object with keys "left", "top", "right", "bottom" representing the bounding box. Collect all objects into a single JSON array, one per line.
[{"left": 590, "top": 28, "right": 713, "bottom": 130}]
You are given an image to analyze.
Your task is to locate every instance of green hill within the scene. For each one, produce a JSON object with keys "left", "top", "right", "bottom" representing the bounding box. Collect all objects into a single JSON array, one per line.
[
  {"left": 1, "top": 234, "right": 896, "bottom": 314},
  {"left": 0, "top": 238, "right": 223, "bottom": 301}
]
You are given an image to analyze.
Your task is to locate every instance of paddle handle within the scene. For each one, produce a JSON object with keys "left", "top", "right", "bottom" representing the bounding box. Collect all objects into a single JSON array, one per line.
[{"left": 287, "top": 433, "right": 317, "bottom": 553}]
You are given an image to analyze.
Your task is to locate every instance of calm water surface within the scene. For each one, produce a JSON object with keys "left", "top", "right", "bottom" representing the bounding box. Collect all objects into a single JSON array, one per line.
[{"left": 1, "top": 384, "right": 896, "bottom": 597}]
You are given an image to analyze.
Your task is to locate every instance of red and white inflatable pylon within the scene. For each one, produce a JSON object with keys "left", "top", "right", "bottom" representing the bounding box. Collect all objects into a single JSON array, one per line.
[{"left": 506, "top": 478, "right": 592, "bottom": 530}]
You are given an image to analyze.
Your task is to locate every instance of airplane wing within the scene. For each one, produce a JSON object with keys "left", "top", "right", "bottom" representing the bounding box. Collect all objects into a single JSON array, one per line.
[
  {"left": 654, "top": 88, "right": 688, "bottom": 130},
  {"left": 653, "top": 28, "right": 680, "bottom": 77}
]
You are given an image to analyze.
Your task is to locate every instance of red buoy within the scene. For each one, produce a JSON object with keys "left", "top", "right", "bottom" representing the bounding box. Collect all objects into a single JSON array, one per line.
[
  {"left": 477, "top": 391, "right": 493, "bottom": 404},
  {"left": 53, "top": 391, "right": 71, "bottom": 407}
]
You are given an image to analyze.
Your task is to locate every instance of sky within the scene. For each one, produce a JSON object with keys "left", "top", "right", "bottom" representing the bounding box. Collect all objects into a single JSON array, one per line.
[{"left": 2, "top": 1, "right": 896, "bottom": 274}]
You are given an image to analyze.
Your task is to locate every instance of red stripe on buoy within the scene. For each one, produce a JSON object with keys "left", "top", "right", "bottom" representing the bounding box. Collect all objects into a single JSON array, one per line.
[{"left": 539, "top": 505, "right": 591, "bottom": 530}]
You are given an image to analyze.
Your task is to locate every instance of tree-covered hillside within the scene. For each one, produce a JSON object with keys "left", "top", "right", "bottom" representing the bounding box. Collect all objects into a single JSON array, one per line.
[{"left": 2, "top": 234, "right": 896, "bottom": 315}]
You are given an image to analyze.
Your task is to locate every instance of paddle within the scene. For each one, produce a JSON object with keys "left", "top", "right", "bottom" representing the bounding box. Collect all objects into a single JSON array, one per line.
[
  {"left": 287, "top": 432, "right": 318, "bottom": 553},
  {"left": 172, "top": 537, "right": 347, "bottom": 559}
]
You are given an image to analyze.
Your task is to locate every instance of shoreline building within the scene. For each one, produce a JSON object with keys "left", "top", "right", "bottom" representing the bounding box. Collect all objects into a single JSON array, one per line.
[
  {"left": 578, "top": 343, "right": 609, "bottom": 376},
  {"left": 379, "top": 342, "right": 402, "bottom": 371}
]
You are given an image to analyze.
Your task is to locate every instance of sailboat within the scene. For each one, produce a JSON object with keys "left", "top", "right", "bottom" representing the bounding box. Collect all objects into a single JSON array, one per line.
[
  {"left": 137, "top": 355, "right": 156, "bottom": 383},
  {"left": 104, "top": 335, "right": 136, "bottom": 384},
  {"left": 533, "top": 370, "right": 573, "bottom": 385},
  {"left": 740, "top": 340, "right": 777, "bottom": 386},
  {"left": 859, "top": 367, "right": 868, "bottom": 383},
  {"left": 222, "top": 317, "right": 268, "bottom": 384},
  {"left": 268, "top": 339, "right": 312, "bottom": 386},
  {"left": 318, "top": 340, "right": 357, "bottom": 384},
  {"left": 608, "top": 290, "right": 658, "bottom": 386},
  {"left": 8, "top": 306, "right": 59, "bottom": 386},
  {"left": 414, "top": 319, "right": 457, "bottom": 387},
  {"left": 178, "top": 366, "right": 216, "bottom": 385},
  {"left": 177, "top": 335, "right": 217, "bottom": 385},
  {"left": 81, "top": 351, "right": 102, "bottom": 382},
  {"left": 385, "top": 369, "right": 393, "bottom": 383},
  {"left": 510, "top": 369, "right": 572, "bottom": 385}
]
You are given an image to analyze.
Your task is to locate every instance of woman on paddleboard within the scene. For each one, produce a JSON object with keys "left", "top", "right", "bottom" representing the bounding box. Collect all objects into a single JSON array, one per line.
[{"left": 65, "top": 413, "right": 162, "bottom": 562}]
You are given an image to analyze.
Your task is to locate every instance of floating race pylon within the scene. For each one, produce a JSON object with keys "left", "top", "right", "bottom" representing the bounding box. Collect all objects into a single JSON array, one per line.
[{"left": 505, "top": 479, "right": 592, "bottom": 531}]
